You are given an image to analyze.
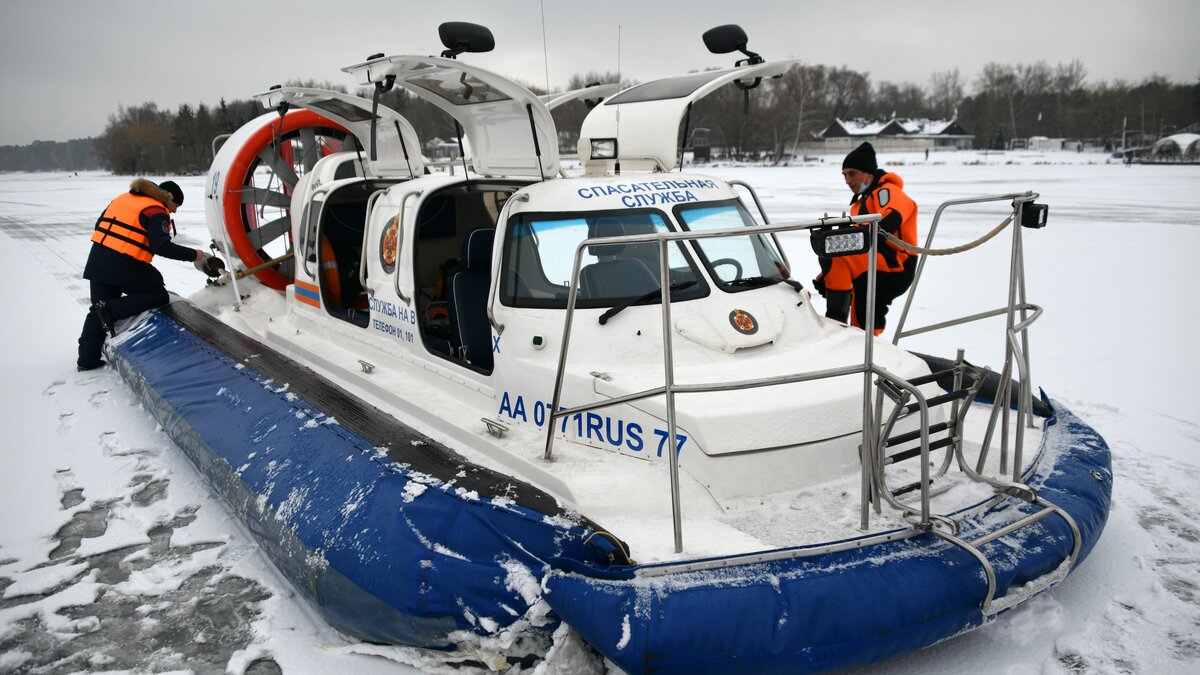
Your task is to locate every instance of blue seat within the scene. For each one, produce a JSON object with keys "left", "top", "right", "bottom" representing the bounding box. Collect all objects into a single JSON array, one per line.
[
  {"left": 449, "top": 228, "right": 496, "bottom": 371},
  {"left": 579, "top": 219, "right": 659, "bottom": 299}
]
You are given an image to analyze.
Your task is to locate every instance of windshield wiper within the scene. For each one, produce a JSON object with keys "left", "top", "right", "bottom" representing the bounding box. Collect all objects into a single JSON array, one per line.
[
  {"left": 726, "top": 276, "right": 805, "bottom": 293},
  {"left": 598, "top": 280, "right": 697, "bottom": 325}
]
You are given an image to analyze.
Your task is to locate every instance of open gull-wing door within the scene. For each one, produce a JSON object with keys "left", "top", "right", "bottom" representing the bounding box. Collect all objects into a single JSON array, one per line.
[
  {"left": 253, "top": 87, "right": 423, "bottom": 177},
  {"left": 342, "top": 56, "right": 559, "bottom": 178},
  {"left": 540, "top": 83, "right": 619, "bottom": 110},
  {"left": 578, "top": 60, "right": 796, "bottom": 173}
]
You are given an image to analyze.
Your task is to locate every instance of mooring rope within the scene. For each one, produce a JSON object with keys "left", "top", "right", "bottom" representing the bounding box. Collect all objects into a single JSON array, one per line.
[{"left": 879, "top": 215, "right": 1013, "bottom": 256}]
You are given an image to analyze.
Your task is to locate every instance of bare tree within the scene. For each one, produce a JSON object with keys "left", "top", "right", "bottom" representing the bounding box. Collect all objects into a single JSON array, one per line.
[
  {"left": 1019, "top": 61, "right": 1054, "bottom": 97},
  {"left": 766, "top": 64, "right": 830, "bottom": 161},
  {"left": 977, "top": 63, "right": 1022, "bottom": 138},
  {"left": 873, "top": 81, "right": 928, "bottom": 118},
  {"left": 826, "top": 66, "right": 871, "bottom": 121},
  {"left": 98, "top": 103, "right": 173, "bottom": 174},
  {"left": 1053, "top": 60, "right": 1087, "bottom": 95},
  {"left": 928, "top": 68, "right": 964, "bottom": 118},
  {"left": 1049, "top": 59, "right": 1088, "bottom": 136}
]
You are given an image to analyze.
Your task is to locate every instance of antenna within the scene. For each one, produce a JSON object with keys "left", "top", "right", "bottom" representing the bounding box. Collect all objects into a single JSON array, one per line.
[
  {"left": 540, "top": 0, "right": 551, "bottom": 97},
  {"left": 615, "top": 24, "right": 622, "bottom": 176}
]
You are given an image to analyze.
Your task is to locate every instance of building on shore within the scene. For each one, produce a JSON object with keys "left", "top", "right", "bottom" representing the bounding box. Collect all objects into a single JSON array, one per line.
[{"left": 819, "top": 118, "right": 974, "bottom": 153}]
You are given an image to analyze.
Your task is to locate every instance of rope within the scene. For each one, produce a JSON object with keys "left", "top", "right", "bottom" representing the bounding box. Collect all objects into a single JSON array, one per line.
[{"left": 880, "top": 215, "right": 1013, "bottom": 256}]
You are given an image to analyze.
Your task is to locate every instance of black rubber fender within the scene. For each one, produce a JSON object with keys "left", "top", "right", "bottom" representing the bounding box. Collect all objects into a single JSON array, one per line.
[{"left": 911, "top": 352, "right": 1054, "bottom": 418}]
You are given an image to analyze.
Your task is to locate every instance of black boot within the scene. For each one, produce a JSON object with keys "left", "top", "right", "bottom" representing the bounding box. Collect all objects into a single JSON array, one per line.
[{"left": 91, "top": 301, "right": 116, "bottom": 338}]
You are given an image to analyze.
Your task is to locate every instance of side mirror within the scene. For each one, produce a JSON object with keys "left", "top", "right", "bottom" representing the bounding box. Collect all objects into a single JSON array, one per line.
[
  {"left": 702, "top": 24, "right": 749, "bottom": 54},
  {"left": 703, "top": 24, "right": 764, "bottom": 90},
  {"left": 439, "top": 22, "right": 495, "bottom": 58}
]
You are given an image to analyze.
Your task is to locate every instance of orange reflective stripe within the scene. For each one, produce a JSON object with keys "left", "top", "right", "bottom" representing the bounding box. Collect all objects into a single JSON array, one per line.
[
  {"left": 90, "top": 192, "right": 164, "bottom": 263},
  {"left": 293, "top": 279, "right": 321, "bottom": 308}
]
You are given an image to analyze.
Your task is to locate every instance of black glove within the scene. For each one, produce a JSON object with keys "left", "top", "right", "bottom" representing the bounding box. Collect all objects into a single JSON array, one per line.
[
  {"left": 203, "top": 256, "right": 226, "bottom": 277},
  {"left": 195, "top": 251, "right": 226, "bottom": 277},
  {"left": 812, "top": 274, "right": 827, "bottom": 299}
]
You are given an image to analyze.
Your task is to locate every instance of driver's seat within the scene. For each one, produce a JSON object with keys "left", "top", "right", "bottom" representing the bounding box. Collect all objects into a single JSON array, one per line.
[{"left": 579, "top": 219, "right": 658, "bottom": 299}]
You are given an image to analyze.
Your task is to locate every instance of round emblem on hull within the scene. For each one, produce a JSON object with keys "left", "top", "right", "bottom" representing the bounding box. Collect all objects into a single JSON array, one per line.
[
  {"left": 379, "top": 214, "right": 400, "bottom": 273},
  {"left": 729, "top": 308, "right": 758, "bottom": 335}
]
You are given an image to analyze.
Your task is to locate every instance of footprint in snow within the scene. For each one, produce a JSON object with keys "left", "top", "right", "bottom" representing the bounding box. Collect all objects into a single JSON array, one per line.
[
  {"left": 54, "top": 469, "right": 85, "bottom": 510},
  {"left": 42, "top": 379, "right": 65, "bottom": 396},
  {"left": 99, "top": 430, "right": 120, "bottom": 453},
  {"left": 129, "top": 474, "right": 169, "bottom": 507},
  {"left": 88, "top": 390, "right": 110, "bottom": 408},
  {"left": 98, "top": 435, "right": 162, "bottom": 473},
  {"left": 60, "top": 488, "right": 85, "bottom": 510},
  {"left": 49, "top": 501, "right": 111, "bottom": 560},
  {"left": 57, "top": 411, "right": 75, "bottom": 434}
]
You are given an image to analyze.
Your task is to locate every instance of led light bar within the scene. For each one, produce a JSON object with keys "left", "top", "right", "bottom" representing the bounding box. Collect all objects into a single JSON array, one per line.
[{"left": 810, "top": 227, "right": 870, "bottom": 257}]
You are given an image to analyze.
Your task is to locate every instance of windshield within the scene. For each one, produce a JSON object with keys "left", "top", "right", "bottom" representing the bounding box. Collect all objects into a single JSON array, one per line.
[
  {"left": 674, "top": 201, "right": 789, "bottom": 291},
  {"left": 501, "top": 210, "right": 707, "bottom": 309}
]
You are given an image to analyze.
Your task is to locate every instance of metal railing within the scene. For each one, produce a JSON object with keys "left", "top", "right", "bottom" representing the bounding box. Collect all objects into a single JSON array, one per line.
[
  {"left": 542, "top": 212, "right": 881, "bottom": 553},
  {"left": 892, "top": 192, "right": 1042, "bottom": 481},
  {"left": 535, "top": 192, "right": 1083, "bottom": 613},
  {"left": 541, "top": 192, "right": 1059, "bottom": 562}
]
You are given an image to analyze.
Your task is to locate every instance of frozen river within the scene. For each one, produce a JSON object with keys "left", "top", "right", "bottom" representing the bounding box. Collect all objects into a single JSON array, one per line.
[{"left": 1, "top": 150, "right": 1198, "bottom": 673}]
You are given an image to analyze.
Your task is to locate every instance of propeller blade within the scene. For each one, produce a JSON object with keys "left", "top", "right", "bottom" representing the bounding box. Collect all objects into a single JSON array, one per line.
[
  {"left": 240, "top": 187, "right": 291, "bottom": 210},
  {"left": 246, "top": 215, "right": 292, "bottom": 249},
  {"left": 299, "top": 127, "right": 319, "bottom": 172},
  {"left": 257, "top": 145, "right": 299, "bottom": 188}
]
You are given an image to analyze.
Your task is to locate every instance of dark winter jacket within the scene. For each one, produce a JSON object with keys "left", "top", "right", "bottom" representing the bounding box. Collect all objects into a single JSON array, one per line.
[{"left": 84, "top": 178, "right": 196, "bottom": 288}]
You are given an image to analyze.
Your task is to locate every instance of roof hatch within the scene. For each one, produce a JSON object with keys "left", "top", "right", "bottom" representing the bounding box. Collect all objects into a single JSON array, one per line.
[
  {"left": 342, "top": 56, "right": 560, "bottom": 178},
  {"left": 253, "top": 87, "right": 424, "bottom": 177},
  {"left": 578, "top": 24, "right": 797, "bottom": 173},
  {"left": 578, "top": 60, "right": 794, "bottom": 173}
]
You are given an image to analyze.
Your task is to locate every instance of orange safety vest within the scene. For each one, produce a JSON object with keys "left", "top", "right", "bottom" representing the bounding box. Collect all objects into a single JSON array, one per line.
[{"left": 91, "top": 192, "right": 167, "bottom": 263}]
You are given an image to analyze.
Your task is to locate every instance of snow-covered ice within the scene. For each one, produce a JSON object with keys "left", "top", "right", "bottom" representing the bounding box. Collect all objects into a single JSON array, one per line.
[{"left": 1, "top": 149, "right": 1197, "bottom": 673}]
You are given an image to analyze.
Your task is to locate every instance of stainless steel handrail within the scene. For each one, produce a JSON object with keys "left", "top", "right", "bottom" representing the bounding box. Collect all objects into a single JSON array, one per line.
[
  {"left": 299, "top": 201, "right": 317, "bottom": 279},
  {"left": 391, "top": 190, "right": 421, "bottom": 304},
  {"left": 543, "top": 213, "right": 881, "bottom": 553},
  {"left": 890, "top": 192, "right": 1044, "bottom": 486},
  {"left": 893, "top": 191, "right": 1037, "bottom": 342},
  {"left": 361, "top": 188, "right": 389, "bottom": 295},
  {"left": 542, "top": 190, "right": 1048, "bottom": 558}
]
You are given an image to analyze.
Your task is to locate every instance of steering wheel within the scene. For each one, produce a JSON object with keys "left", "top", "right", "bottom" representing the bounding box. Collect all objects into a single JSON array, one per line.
[{"left": 710, "top": 257, "right": 744, "bottom": 281}]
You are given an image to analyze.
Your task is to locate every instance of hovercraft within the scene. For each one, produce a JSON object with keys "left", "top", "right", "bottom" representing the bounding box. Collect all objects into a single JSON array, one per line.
[{"left": 104, "top": 23, "right": 1111, "bottom": 673}]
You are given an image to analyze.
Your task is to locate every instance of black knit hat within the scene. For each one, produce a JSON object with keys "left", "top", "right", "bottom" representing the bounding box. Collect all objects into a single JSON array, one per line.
[
  {"left": 158, "top": 180, "right": 184, "bottom": 206},
  {"left": 842, "top": 142, "right": 878, "bottom": 172}
]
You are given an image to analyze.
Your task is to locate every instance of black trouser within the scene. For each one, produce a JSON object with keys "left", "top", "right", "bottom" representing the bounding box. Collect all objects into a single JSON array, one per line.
[
  {"left": 77, "top": 278, "right": 169, "bottom": 368},
  {"left": 849, "top": 258, "right": 917, "bottom": 331}
]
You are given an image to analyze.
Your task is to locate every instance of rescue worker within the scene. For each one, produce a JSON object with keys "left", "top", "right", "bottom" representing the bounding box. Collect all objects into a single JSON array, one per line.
[
  {"left": 76, "top": 179, "right": 224, "bottom": 371},
  {"left": 813, "top": 142, "right": 918, "bottom": 335}
]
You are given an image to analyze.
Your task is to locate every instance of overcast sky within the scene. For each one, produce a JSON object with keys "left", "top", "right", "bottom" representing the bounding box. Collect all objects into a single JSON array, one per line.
[{"left": 1, "top": 0, "right": 1195, "bottom": 145}]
